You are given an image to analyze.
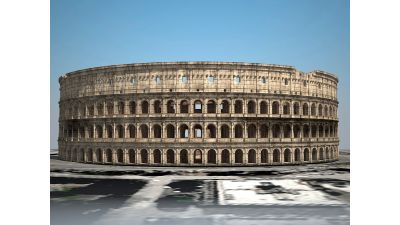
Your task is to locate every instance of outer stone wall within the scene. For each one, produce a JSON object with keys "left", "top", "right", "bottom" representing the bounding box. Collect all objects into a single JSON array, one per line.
[{"left": 58, "top": 62, "right": 339, "bottom": 166}]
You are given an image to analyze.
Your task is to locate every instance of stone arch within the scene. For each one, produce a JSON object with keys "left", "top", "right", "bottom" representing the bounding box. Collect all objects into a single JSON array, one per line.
[
  {"left": 129, "top": 149, "right": 136, "bottom": 163},
  {"left": 235, "top": 149, "right": 243, "bottom": 164},
  {"left": 273, "top": 149, "right": 280, "bottom": 163},
  {"left": 107, "top": 102, "right": 114, "bottom": 115},
  {"left": 179, "top": 124, "right": 189, "bottom": 138},
  {"left": 318, "top": 104, "right": 323, "bottom": 116},
  {"left": 194, "top": 100, "right": 203, "bottom": 113},
  {"left": 180, "top": 100, "right": 189, "bottom": 113},
  {"left": 180, "top": 149, "right": 188, "bottom": 164},
  {"left": 220, "top": 100, "right": 230, "bottom": 113},
  {"left": 207, "top": 149, "right": 217, "bottom": 164},
  {"left": 284, "top": 149, "right": 291, "bottom": 162},
  {"left": 319, "top": 148, "right": 324, "bottom": 160},
  {"left": 272, "top": 124, "right": 280, "bottom": 138},
  {"left": 260, "top": 101, "right": 268, "bottom": 114},
  {"left": 311, "top": 103, "right": 316, "bottom": 116},
  {"left": 193, "top": 149, "right": 203, "bottom": 164},
  {"left": 324, "top": 105, "right": 328, "bottom": 116},
  {"left": 129, "top": 101, "right": 136, "bottom": 114},
  {"left": 106, "top": 149, "right": 113, "bottom": 163},
  {"left": 261, "top": 149, "right": 268, "bottom": 163},
  {"left": 293, "top": 102, "right": 300, "bottom": 115},
  {"left": 207, "top": 100, "right": 216, "bottom": 113},
  {"left": 117, "top": 149, "right": 124, "bottom": 163},
  {"left": 106, "top": 125, "right": 113, "bottom": 138},
  {"left": 311, "top": 125, "right": 317, "bottom": 137},
  {"left": 128, "top": 124, "right": 136, "bottom": 138},
  {"left": 153, "top": 149, "right": 161, "bottom": 164},
  {"left": 303, "top": 124, "right": 310, "bottom": 138},
  {"left": 167, "top": 100, "right": 175, "bottom": 113},
  {"left": 166, "top": 124, "right": 175, "bottom": 138},
  {"left": 96, "top": 148, "right": 102, "bottom": 163},
  {"left": 96, "top": 125, "right": 103, "bottom": 138},
  {"left": 312, "top": 148, "right": 318, "bottom": 161},
  {"left": 221, "top": 149, "right": 230, "bottom": 164},
  {"left": 116, "top": 124, "right": 124, "bottom": 138},
  {"left": 234, "top": 100, "right": 243, "bottom": 113},
  {"left": 141, "top": 149, "right": 148, "bottom": 164},
  {"left": 319, "top": 125, "right": 324, "bottom": 137},
  {"left": 248, "top": 149, "right": 256, "bottom": 163},
  {"left": 117, "top": 101, "right": 125, "bottom": 114},
  {"left": 220, "top": 124, "right": 230, "bottom": 138},
  {"left": 283, "top": 102, "right": 290, "bottom": 115},
  {"left": 86, "top": 149, "right": 93, "bottom": 162},
  {"left": 206, "top": 124, "right": 216, "bottom": 138},
  {"left": 303, "top": 103, "right": 309, "bottom": 115},
  {"left": 247, "top": 124, "right": 257, "bottom": 138},
  {"left": 234, "top": 124, "right": 243, "bottom": 138},
  {"left": 79, "top": 148, "right": 85, "bottom": 162},
  {"left": 325, "top": 147, "right": 330, "bottom": 160},
  {"left": 330, "top": 147, "right": 334, "bottom": 160},
  {"left": 260, "top": 124, "right": 268, "bottom": 138},
  {"left": 154, "top": 100, "right": 162, "bottom": 113},
  {"left": 272, "top": 101, "right": 279, "bottom": 114},
  {"left": 97, "top": 103, "right": 104, "bottom": 115},
  {"left": 167, "top": 149, "right": 175, "bottom": 164},
  {"left": 71, "top": 148, "right": 77, "bottom": 162},
  {"left": 283, "top": 124, "right": 291, "bottom": 138},
  {"left": 140, "top": 124, "right": 149, "bottom": 138},
  {"left": 141, "top": 100, "right": 149, "bottom": 114},
  {"left": 293, "top": 124, "right": 301, "bottom": 138},
  {"left": 329, "top": 105, "right": 333, "bottom": 117},
  {"left": 304, "top": 148, "right": 310, "bottom": 161},
  {"left": 247, "top": 100, "right": 256, "bottom": 114},
  {"left": 193, "top": 124, "right": 203, "bottom": 138},
  {"left": 294, "top": 148, "right": 301, "bottom": 162}
]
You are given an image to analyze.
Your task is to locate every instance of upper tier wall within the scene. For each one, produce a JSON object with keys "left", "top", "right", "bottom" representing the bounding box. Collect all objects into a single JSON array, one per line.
[{"left": 59, "top": 62, "right": 338, "bottom": 101}]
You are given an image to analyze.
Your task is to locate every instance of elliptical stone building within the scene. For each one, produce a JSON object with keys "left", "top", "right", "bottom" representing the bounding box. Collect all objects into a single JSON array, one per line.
[{"left": 58, "top": 62, "right": 339, "bottom": 166}]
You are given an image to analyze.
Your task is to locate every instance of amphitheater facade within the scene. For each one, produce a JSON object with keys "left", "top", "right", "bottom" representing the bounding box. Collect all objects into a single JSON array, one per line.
[{"left": 58, "top": 62, "right": 339, "bottom": 166}]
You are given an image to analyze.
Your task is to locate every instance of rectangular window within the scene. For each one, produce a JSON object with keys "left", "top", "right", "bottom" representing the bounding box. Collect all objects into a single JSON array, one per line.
[
  {"left": 155, "top": 76, "right": 161, "bottom": 84},
  {"left": 182, "top": 76, "right": 188, "bottom": 84},
  {"left": 208, "top": 76, "right": 214, "bottom": 83},
  {"left": 234, "top": 76, "right": 240, "bottom": 84},
  {"left": 184, "top": 129, "right": 189, "bottom": 138}
]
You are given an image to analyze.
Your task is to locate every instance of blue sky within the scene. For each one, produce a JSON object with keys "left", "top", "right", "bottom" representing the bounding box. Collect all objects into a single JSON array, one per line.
[{"left": 51, "top": 0, "right": 349, "bottom": 149}]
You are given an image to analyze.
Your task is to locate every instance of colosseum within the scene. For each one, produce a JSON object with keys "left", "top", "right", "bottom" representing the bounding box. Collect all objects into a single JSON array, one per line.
[{"left": 58, "top": 61, "right": 339, "bottom": 166}]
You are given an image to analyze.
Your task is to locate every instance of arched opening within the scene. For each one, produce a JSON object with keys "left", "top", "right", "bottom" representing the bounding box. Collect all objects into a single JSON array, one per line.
[
  {"left": 234, "top": 100, "right": 243, "bottom": 113},
  {"left": 106, "top": 125, "right": 113, "bottom": 138},
  {"left": 273, "top": 149, "right": 280, "bottom": 163},
  {"left": 79, "top": 149, "right": 84, "bottom": 162},
  {"left": 88, "top": 126, "right": 94, "bottom": 138},
  {"left": 284, "top": 149, "right": 291, "bottom": 162},
  {"left": 304, "top": 148, "right": 310, "bottom": 161},
  {"left": 293, "top": 125, "right": 301, "bottom": 138},
  {"left": 154, "top": 100, "right": 162, "bottom": 113},
  {"left": 96, "top": 148, "right": 102, "bottom": 163},
  {"left": 207, "top": 149, "right": 216, "bottom": 164},
  {"left": 140, "top": 124, "right": 149, "bottom": 138},
  {"left": 129, "top": 101, "right": 136, "bottom": 114},
  {"left": 221, "top": 149, "right": 230, "bottom": 164},
  {"left": 247, "top": 101, "right": 256, "bottom": 114},
  {"left": 107, "top": 102, "right": 114, "bottom": 115},
  {"left": 248, "top": 149, "right": 256, "bottom": 163},
  {"left": 303, "top": 125, "right": 310, "bottom": 138},
  {"left": 166, "top": 124, "right": 175, "bottom": 138},
  {"left": 128, "top": 124, "right": 136, "bottom": 138},
  {"left": 303, "top": 103, "right": 309, "bottom": 115},
  {"left": 206, "top": 124, "right": 216, "bottom": 138},
  {"left": 312, "top": 148, "right": 317, "bottom": 161},
  {"left": 272, "top": 101, "right": 279, "bottom": 114},
  {"left": 318, "top": 104, "right": 323, "bottom": 116},
  {"left": 106, "top": 149, "right": 112, "bottom": 163},
  {"left": 293, "top": 102, "right": 300, "bottom": 115},
  {"left": 294, "top": 148, "right": 300, "bottom": 162},
  {"left": 260, "top": 101, "right": 268, "bottom": 114},
  {"left": 207, "top": 100, "right": 216, "bottom": 113},
  {"left": 141, "top": 149, "right": 148, "bottom": 164},
  {"left": 220, "top": 124, "right": 230, "bottom": 138},
  {"left": 325, "top": 126, "right": 330, "bottom": 138},
  {"left": 193, "top": 124, "right": 203, "bottom": 138},
  {"left": 117, "top": 149, "right": 124, "bottom": 163},
  {"left": 261, "top": 149, "right": 268, "bottom": 163},
  {"left": 116, "top": 125, "right": 124, "bottom": 138},
  {"left": 167, "top": 100, "right": 175, "bottom": 113},
  {"left": 180, "top": 149, "right": 188, "bottom": 164},
  {"left": 330, "top": 148, "right": 334, "bottom": 160},
  {"left": 129, "top": 149, "right": 135, "bottom": 163},
  {"left": 118, "top": 101, "right": 125, "bottom": 114},
  {"left": 180, "top": 100, "right": 189, "bottom": 113},
  {"left": 319, "top": 125, "right": 324, "bottom": 138},
  {"left": 141, "top": 101, "right": 149, "bottom": 114},
  {"left": 97, "top": 103, "right": 104, "bottom": 116},
  {"left": 329, "top": 106, "right": 333, "bottom": 117},
  {"left": 96, "top": 125, "right": 103, "bottom": 138},
  {"left": 153, "top": 149, "right": 161, "bottom": 164},
  {"left": 221, "top": 100, "right": 229, "bottom": 113},
  {"left": 193, "top": 149, "right": 202, "bottom": 164},
  {"left": 326, "top": 148, "right": 330, "bottom": 160},
  {"left": 167, "top": 149, "right": 175, "bottom": 163},
  {"left": 311, "top": 103, "right": 316, "bottom": 116},
  {"left": 283, "top": 102, "right": 290, "bottom": 115},
  {"left": 283, "top": 124, "right": 291, "bottom": 138},
  {"left": 235, "top": 149, "right": 243, "bottom": 164},
  {"left": 86, "top": 149, "right": 93, "bottom": 162},
  {"left": 247, "top": 124, "right": 257, "bottom": 138},
  {"left": 194, "top": 100, "right": 202, "bottom": 113},
  {"left": 272, "top": 124, "right": 280, "bottom": 138},
  {"left": 319, "top": 148, "right": 324, "bottom": 160},
  {"left": 311, "top": 125, "right": 317, "bottom": 137},
  {"left": 324, "top": 105, "right": 328, "bottom": 117},
  {"left": 260, "top": 124, "right": 268, "bottom": 138},
  {"left": 179, "top": 124, "right": 189, "bottom": 138},
  {"left": 234, "top": 124, "right": 243, "bottom": 138}
]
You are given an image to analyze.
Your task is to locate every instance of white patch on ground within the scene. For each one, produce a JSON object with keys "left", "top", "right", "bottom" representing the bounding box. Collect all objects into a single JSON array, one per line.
[
  {"left": 320, "top": 183, "right": 350, "bottom": 192},
  {"left": 50, "top": 183, "right": 92, "bottom": 192}
]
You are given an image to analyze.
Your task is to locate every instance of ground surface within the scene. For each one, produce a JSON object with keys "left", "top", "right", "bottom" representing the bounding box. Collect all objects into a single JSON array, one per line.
[{"left": 51, "top": 152, "right": 350, "bottom": 225}]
